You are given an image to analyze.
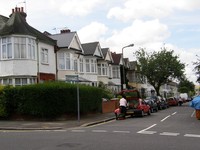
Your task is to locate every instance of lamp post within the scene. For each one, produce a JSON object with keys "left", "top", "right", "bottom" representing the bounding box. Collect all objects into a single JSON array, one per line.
[{"left": 122, "top": 44, "right": 134, "bottom": 89}]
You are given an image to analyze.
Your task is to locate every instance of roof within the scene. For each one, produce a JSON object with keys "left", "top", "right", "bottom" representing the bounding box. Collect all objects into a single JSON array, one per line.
[
  {"left": 82, "top": 42, "right": 104, "bottom": 58},
  {"left": 49, "top": 31, "right": 84, "bottom": 53},
  {"left": 0, "top": 15, "right": 8, "bottom": 29},
  {"left": 111, "top": 52, "right": 122, "bottom": 65},
  {"left": 0, "top": 8, "right": 56, "bottom": 46},
  {"left": 82, "top": 42, "right": 99, "bottom": 55},
  {"left": 49, "top": 32, "right": 76, "bottom": 48},
  {"left": 101, "top": 48, "right": 109, "bottom": 58}
]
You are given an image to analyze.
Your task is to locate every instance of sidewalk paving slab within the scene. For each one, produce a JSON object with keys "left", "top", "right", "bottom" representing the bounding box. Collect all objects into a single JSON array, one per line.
[{"left": 0, "top": 112, "right": 115, "bottom": 130}]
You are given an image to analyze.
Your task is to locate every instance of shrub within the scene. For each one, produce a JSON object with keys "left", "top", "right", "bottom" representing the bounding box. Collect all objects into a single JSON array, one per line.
[{"left": 0, "top": 82, "right": 112, "bottom": 119}]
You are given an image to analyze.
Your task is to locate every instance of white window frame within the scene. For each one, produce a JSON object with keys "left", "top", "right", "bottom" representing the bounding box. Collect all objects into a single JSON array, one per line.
[
  {"left": 1, "top": 37, "right": 12, "bottom": 59},
  {"left": 113, "top": 66, "right": 120, "bottom": 78},
  {"left": 86, "top": 59, "right": 90, "bottom": 72},
  {"left": 41, "top": 48, "right": 49, "bottom": 64},
  {"left": 58, "top": 52, "right": 74, "bottom": 70},
  {"left": 98, "top": 63, "right": 108, "bottom": 76},
  {"left": 79, "top": 58, "right": 84, "bottom": 72},
  {"left": 0, "top": 36, "right": 36, "bottom": 60},
  {"left": 14, "top": 37, "right": 26, "bottom": 59}
]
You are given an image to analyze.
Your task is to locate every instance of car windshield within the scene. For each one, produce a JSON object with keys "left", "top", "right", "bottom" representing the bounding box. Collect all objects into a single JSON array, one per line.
[{"left": 128, "top": 99, "right": 139, "bottom": 108}]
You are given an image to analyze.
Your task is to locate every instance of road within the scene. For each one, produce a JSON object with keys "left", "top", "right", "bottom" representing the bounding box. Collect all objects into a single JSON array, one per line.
[{"left": 0, "top": 103, "right": 199, "bottom": 150}]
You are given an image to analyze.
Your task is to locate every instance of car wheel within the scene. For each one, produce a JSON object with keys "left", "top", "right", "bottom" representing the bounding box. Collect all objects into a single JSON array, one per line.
[
  {"left": 156, "top": 107, "right": 158, "bottom": 112},
  {"left": 141, "top": 110, "right": 144, "bottom": 117},
  {"left": 147, "top": 109, "right": 151, "bottom": 115}
]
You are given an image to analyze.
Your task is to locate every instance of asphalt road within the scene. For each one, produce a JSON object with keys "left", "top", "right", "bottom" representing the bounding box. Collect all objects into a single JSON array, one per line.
[{"left": 0, "top": 103, "right": 199, "bottom": 150}]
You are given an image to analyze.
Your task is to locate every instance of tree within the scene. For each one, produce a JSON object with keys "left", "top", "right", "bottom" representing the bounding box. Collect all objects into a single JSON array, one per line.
[
  {"left": 193, "top": 55, "right": 200, "bottom": 82},
  {"left": 178, "top": 79, "right": 195, "bottom": 94},
  {"left": 134, "top": 48, "right": 185, "bottom": 96}
]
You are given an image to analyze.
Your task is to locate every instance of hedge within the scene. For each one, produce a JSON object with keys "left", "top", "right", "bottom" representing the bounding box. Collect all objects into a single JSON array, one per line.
[{"left": 0, "top": 82, "right": 112, "bottom": 119}]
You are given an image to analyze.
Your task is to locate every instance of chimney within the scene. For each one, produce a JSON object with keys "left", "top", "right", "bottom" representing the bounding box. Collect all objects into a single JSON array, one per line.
[
  {"left": 60, "top": 29, "right": 71, "bottom": 34},
  {"left": 9, "top": 7, "right": 27, "bottom": 21}
]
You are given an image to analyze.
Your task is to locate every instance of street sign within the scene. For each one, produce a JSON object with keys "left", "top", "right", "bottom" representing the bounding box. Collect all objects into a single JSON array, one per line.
[
  {"left": 65, "top": 75, "right": 79, "bottom": 82},
  {"left": 65, "top": 75, "right": 80, "bottom": 122}
]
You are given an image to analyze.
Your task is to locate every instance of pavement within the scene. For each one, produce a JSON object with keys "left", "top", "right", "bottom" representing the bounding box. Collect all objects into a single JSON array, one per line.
[{"left": 0, "top": 112, "right": 116, "bottom": 130}]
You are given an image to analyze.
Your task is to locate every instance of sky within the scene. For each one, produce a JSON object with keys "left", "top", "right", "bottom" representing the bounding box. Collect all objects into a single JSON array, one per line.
[{"left": 1, "top": 0, "right": 200, "bottom": 85}]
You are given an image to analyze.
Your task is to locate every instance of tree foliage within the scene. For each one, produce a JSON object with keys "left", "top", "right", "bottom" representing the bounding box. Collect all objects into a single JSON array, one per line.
[
  {"left": 178, "top": 79, "right": 195, "bottom": 94},
  {"left": 193, "top": 55, "right": 200, "bottom": 82},
  {"left": 134, "top": 47, "right": 185, "bottom": 96}
]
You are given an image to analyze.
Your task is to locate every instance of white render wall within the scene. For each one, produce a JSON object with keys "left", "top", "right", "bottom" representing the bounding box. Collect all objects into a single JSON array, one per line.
[
  {"left": 38, "top": 42, "right": 56, "bottom": 74},
  {"left": 0, "top": 60, "right": 37, "bottom": 76}
]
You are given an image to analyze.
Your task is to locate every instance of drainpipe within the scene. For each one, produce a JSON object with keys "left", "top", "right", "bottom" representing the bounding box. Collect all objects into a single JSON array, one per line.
[{"left": 36, "top": 38, "right": 40, "bottom": 83}]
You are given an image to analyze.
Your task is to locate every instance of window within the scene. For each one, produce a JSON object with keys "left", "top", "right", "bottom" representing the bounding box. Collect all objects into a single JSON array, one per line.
[
  {"left": 58, "top": 52, "right": 74, "bottom": 70},
  {"left": 14, "top": 37, "right": 26, "bottom": 58},
  {"left": 28, "top": 38, "right": 35, "bottom": 59},
  {"left": 0, "top": 36, "right": 36, "bottom": 60},
  {"left": 113, "top": 66, "right": 120, "bottom": 78},
  {"left": 79, "top": 58, "right": 84, "bottom": 72},
  {"left": 91, "top": 59, "right": 95, "bottom": 72},
  {"left": 85, "top": 59, "right": 97, "bottom": 73},
  {"left": 102, "top": 64, "right": 107, "bottom": 75},
  {"left": 98, "top": 64, "right": 101, "bottom": 75},
  {"left": 41, "top": 48, "right": 48, "bottom": 64},
  {"left": 29, "top": 78, "right": 36, "bottom": 84},
  {"left": 15, "top": 78, "right": 28, "bottom": 86},
  {"left": 2, "top": 37, "right": 12, "bottom": 59},
  {"left": 74, "top": 59, "right": 78, "bottom": 72},
  {"left": 98, "top": 63, "right": 108, "bottom": 76},
  {"left": 86, "top": 59, "right": 90, "bottom": 72},
  {"left": 108, "top": 65, "right": 112, "bottom": 78},
  {"left": 2, "top": 78, "right": 12, "bottom": 85}
]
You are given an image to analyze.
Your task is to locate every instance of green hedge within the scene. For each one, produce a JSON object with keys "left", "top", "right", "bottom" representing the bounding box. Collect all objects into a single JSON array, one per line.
[{"left": 0, "top": 82, "right": 111, "bottom": 119}]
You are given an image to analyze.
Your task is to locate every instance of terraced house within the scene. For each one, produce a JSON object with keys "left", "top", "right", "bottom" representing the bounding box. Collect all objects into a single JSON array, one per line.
[
  {"left": 0, "top": 7, "right": 57, "bottom": 86},
  {"left": 0, "top": 7, "right": 123, "bottom": 93}
]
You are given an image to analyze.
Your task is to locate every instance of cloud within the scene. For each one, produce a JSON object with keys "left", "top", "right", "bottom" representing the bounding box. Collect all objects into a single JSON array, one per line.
[
  {"left": 78, "top": 22, "right": 108, "bottom": 43},
  {"left": 59, "top": 0, "right": 104, "bottom": 16},
  {"left": 105, "top": 19, "right": 170, "bottom": 49},
  {"left": 107, "top": 0, "right": 200, "bottom": 22}
]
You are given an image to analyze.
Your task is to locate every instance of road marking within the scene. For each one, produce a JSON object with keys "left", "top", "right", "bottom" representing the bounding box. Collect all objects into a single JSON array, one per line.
[
  {"left": 184, "top": 134, "right": 200, "bottom": 138},
  {"left": 171, "top": 112, "right": 177, "bottom": 115},
  {"left": 92, "top": 130, "right": 107, "bottom": 133},
  {"left": 160, "top": 115, "right": 171, "bottom": 122},
  {"left": 160, "top": 132, "right": 180, "bottom": 136},
  {"left": 113, "top": 131, "right": 130, "bottom": 133},
  {"left": 71, "top": 130, "right": 85, "bottom": 132},
  {"left": 137, "top": 124, "right": 157, "bottom": 133},
  {"left": 137, "top": 130, "right": 157, "bottom": 134},
  {"left": 191, "top": 110, "right": 195, "bottom": 117}
]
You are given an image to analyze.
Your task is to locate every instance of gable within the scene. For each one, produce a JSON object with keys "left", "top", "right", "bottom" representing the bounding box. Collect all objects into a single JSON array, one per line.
[
  {"left": 69, "top": 34, "right": 83, "bottom": 53},
  {"left": 94, "top": 44, "right": 103, "bottom": 58}
]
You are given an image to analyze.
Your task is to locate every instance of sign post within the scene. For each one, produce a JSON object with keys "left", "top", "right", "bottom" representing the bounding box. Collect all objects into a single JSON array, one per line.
[{"left": 65, "top": 75, "right": 80, "bottom": 122}]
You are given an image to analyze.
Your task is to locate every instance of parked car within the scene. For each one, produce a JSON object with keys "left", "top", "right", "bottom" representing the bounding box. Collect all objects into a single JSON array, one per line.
[
  {"left": 157, "top": 96, "right": 168, "bottom": 109},
  {"left": 150, "top": 96, "right": 163, "bottom": 110},
  {"left": 167, "top": 97, "right": 178, "bottom": 106},
  {"left": 162, "top": 97, "right": 169, "bottom": 108},
  {"left": 117, "top": 90, "right": 151, "bottom": 117},
  {"left": 144, "top": 97, "right": 159, "bottom": 113}
]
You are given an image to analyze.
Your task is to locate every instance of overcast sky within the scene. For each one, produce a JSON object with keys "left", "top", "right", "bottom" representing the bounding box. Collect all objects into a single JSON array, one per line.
[{"left": 1, "top": 0, "right": 200, "bottom": 84}]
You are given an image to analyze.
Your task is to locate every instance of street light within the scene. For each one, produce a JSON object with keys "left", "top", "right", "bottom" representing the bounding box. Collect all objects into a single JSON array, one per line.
[{"left": 122, "top": 43, "right": 134, "bottom": 89}]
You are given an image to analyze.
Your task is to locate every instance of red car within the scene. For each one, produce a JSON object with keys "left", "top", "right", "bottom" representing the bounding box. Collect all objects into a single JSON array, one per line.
[
  {"left": 167, "top": 97, "right": 178, "bottom": 106},
  {"left": 117, "top": 90, "right": 151, "bottom": 117}
]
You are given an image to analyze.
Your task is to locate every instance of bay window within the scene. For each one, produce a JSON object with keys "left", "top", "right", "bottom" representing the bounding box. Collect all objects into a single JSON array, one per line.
[
  {"left": 58, "top": 52, "right": 74, "bottom": 70},
  {"left": 0, "top": 36, "right": 36, "bottom": 60}
]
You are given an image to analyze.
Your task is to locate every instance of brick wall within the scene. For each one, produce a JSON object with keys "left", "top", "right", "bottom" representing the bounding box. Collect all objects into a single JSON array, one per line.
[{"left": 102, "top": 99, "right": 119, "bottom": 113}]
